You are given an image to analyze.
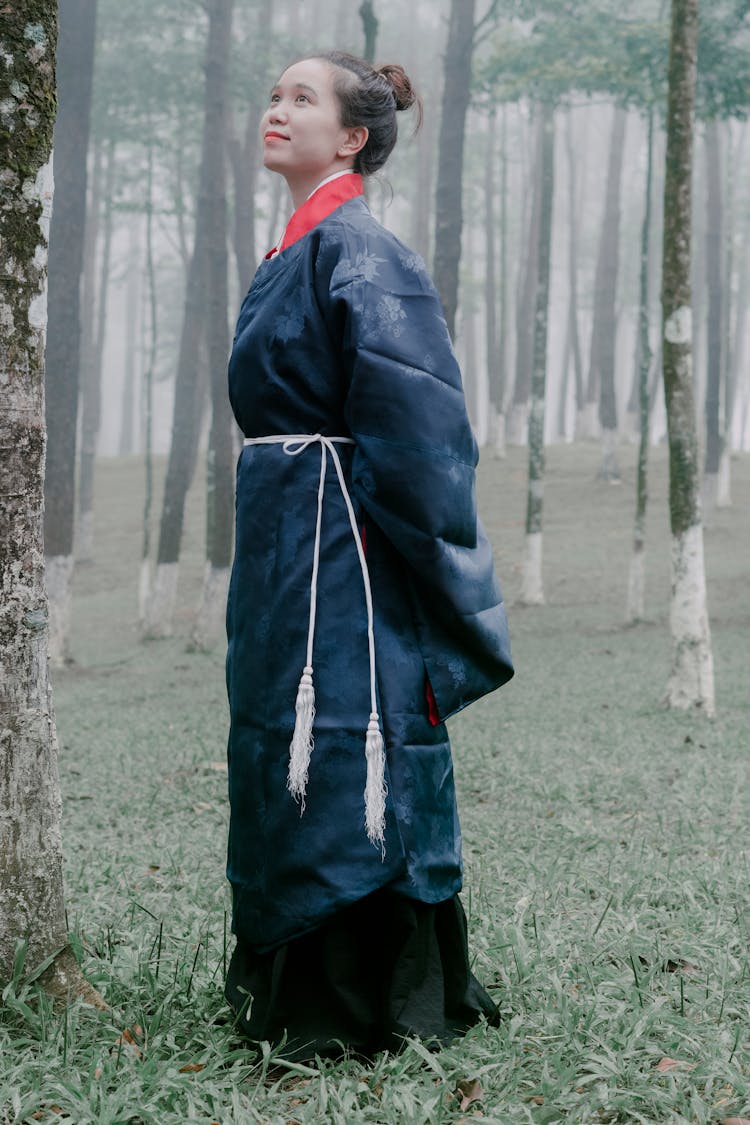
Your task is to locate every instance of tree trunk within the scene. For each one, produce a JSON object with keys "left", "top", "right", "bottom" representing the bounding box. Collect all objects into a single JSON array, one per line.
[
  {"left": 139, "top": 140, "right": 158, "bottom": 625},
  {"left": 509, "top": 109, "right": 541, "bottom": 445},
  {"left": 661, "top": 0, "right": 714, "bottom": 715},
  {"left": 190, "top": 0, "right": 235, "bottom": 652},
  {"left": 77, "top": 135, "right": 115, "bottom": 562},
  {"left": 432, "top": 0, "right": 476, "bottom": 338},
  {"left": 520, "top": 103, "right": 555, "bottom": 606},
  {"left": 626, "top": 111, "right": 655, "bottom": 624},
  {"left": 227, "top": 0, "right": 273, "bottom": 295},
  {"left": 702, "top": 119, "right": 723, "bottom": 516},
  {"left": 143, "top": 8, "right": 223, "bottom": 638},
  {"left": 564, "top": 110, "right": 584, "bottom": 431},
  {"left": 484, "top": 108, "right": 502, "bottom": 443},
  {"left": 77, "top": 135, "right": 104, "bottom": 551},
  {"left": 43, "top": 0, "right": 97, "bottom": 666},
  {"left": 0, "top": 1, "right": 104, "bottom": 1006},
  {"left": 359, "top": 0, "right": 378, "bottom": 62},
  {"left": 593, "top": 106, "right": 627, "bottom": 479},
  {"left": 495, "top": 104, "right": 510, "bottom": 457},
  {"left": 118, "top": 219, "right": 141, "bottom": 457}
]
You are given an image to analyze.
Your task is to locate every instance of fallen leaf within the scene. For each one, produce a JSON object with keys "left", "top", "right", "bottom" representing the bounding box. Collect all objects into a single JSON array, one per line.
[
  {"left": 720, "top": 1119, "right": 750, "bottom": 1125},
  {"left": 456, "top": 1078, "right": 483, "bottom": 1110},
  {"left": 529, "top": 1094, "right": 545, "bottom": 1105},
  {"left": 179, "top": 1062, "right": 206, "bottom": 1073},
  {"left": 112, "top": 1025, "right": 143, "bottom": 1059},
  {"left": 655, "top": 1057, "right": 692, "bottom": 1073},
  {"left": 147, "top": 864, "right": 160, "bottom": 874},
  {"left": 206, "top": 761, "right": 228, "bottom": 773},
  {"left": 192, "top": 802, "right": 213, "bottom": 814}
]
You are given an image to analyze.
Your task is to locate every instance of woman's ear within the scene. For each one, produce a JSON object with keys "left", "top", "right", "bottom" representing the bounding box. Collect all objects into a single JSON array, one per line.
[{"left": 338, "top": 125, "right": 368, "bottom": 159}]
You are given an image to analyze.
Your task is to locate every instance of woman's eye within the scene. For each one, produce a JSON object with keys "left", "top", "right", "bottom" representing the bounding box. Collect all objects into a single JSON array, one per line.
[
  {"left": 269, "top": 93, "right": 280, "bottom": 104},
  {"left": 296, "top": 94, "right": 309, "bottom": 103}
]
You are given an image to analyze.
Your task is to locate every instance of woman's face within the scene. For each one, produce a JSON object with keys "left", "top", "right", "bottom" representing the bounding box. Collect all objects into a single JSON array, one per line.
[{"left": 261, "top": 59, "right": 364, "bottom": 191}]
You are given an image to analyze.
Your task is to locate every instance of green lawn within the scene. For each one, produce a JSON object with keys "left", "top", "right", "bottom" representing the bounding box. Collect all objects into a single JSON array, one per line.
[{"left": 2, "top": 442, "right": 749, "bottom": 1124}]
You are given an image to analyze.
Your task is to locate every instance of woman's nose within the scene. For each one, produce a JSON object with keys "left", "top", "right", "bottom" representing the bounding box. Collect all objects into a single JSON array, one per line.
[{"left": 269, "top": 102, "right": 287, "bottom": 123}]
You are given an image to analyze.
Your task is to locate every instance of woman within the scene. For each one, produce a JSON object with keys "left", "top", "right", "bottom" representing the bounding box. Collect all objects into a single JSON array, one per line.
[{"left": 224, "top": 50, "right": 513, "bottom": 1060}]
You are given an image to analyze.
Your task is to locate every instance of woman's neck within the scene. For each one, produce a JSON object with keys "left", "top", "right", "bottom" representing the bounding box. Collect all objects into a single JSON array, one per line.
[{"left": 286, "top": 166, "right": 357, "bottom": 210}]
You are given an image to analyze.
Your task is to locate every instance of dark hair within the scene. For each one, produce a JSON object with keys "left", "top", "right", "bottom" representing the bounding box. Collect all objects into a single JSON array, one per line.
[{"left": 310, "top": 50, "right": 422, "bottom": 177}]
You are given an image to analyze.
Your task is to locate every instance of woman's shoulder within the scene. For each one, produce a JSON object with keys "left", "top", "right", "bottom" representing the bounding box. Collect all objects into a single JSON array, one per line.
[{"left": 315, "top": 199, "right": 432, "bottom": 293}]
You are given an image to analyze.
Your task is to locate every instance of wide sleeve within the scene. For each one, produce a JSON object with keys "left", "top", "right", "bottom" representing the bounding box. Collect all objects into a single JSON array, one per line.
[{"left": 322, "top": 223, "right": 514, "bottom": 721}]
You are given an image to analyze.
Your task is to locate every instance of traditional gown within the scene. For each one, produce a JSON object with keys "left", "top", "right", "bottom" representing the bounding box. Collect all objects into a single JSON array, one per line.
[{"left": 224, "top": 172, "right": 513, "bottom": 1058}]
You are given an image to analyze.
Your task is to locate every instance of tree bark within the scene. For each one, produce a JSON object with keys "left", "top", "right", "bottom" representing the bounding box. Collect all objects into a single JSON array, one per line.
[
  {"left": 660, "top": 0, "right": 714, "bottom": 715},
  {"left": 702, "top": 119, "right": 723, "bottom": 515},
  {"left": 190, "top": 0, "right": 235, "bottom": 652},
  {"left": 484, "top": 107, "right": 503, "bottom": 448},
  {"left": 520, "top": 104, "right": 555, "bottom": 606},
  {"left": 43, "top": 0, "right": 97, "bottom": 665},
  {"left": 432, "top": 0, "right": 476, "bottom": 338},
  {"left": 626, "top": 111, "right": 655, "bottom": 624},
  {"left": 0, "top": 2, "right": 104, "bottom": 1006}
]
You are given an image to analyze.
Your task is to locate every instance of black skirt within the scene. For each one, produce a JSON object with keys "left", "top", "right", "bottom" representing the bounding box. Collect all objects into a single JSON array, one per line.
[{"left": 225, "top": 888, "right": 499, "bottom": 1061}]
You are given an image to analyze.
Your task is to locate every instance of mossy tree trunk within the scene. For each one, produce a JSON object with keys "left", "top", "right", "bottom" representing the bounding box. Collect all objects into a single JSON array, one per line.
[
  {"left": 661, "top": 0, "right": 715, "bottom": 715},
  {"left": 0, "top": 0, "right": 104, "bottom": 1005},
  {"left": 520, "top": 102, "right": 555, "bottom": 606},
  {"left": 43, "top": 0, "right": 97, "bottom": 665},
  {"left": 433, "top": 0, "right": 476, "bottom": 339}
]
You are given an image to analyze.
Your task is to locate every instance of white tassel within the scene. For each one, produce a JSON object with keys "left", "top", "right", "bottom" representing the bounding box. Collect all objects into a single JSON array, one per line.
[
  {"left": 288, "top": 665, "right": 315, "bottom": 809},
  {"left": 364, "top": 712, "right": 387, "bottom": 851}
]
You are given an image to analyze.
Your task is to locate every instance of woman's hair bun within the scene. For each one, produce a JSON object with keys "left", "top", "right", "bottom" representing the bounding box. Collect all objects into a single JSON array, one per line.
[{"left": 377, "top": 63, "right": 417, "bottom": 113}]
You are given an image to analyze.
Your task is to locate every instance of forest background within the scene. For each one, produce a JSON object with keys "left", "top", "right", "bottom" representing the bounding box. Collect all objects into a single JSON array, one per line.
[{"left": 2, "top": 0, "right": 750, "bottom": 1120}]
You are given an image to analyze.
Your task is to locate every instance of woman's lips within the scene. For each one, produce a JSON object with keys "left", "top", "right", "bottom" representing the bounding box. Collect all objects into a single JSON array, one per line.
[{"left": 264, "top": 131, "right": 289, "bottom": 141}]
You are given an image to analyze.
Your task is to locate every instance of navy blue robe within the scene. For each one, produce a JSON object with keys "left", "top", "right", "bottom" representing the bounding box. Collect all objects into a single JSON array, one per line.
[{"left": 226, "top": 196, "right": 513, "bottom": 953}]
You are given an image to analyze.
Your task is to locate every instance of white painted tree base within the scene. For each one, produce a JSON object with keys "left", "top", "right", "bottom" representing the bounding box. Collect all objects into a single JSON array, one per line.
[
  {"left": 626, "top": 545, "right": 645, "bottom": 623},
  {"left": 664, "top": 524, "right": 715, "bottom": 716},
  {"left": 597, "top": 428, "right": 621, "bottom": 482},
  {"left": 506, "top": 403, "right": 528, "bottom": 446},
  {"left": 142, "top": 562, "right": 179, "bottom": 639},
  {"left": 45, "top": 554, "right": 74, "bottom": 666},
  {"left": 519, "top": 531, "right": 544, "bottom": 605},
  {"left": 76, "top": 509, "right": 94, "bottom": 563},
  {"left": 493, "top": 412, "right": 507, "bottom": 459},
  {"left": 188, "top": 563, "right": 230, "bottom": 651},
  {"left": 576, "top": 402, "right": 600, "bottom": 441},
  {"left": 138, "top": 557, "right": 151, "bottom": 625},
  {"left": 701, "top": 471, "right": 718, "bottom": 522},
  {"left": 716, "top": 449, "right": 731, "bottom": 507}
]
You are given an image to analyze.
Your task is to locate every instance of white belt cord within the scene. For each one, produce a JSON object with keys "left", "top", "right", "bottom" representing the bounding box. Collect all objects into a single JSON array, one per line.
[{"left": 243, "top": 434, "right": 387, "bottom": 851}]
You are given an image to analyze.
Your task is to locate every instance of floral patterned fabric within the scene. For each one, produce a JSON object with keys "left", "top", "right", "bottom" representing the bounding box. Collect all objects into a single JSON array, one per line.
[{"left": 226, "top": 196, "right": 513, "bottom": 953}]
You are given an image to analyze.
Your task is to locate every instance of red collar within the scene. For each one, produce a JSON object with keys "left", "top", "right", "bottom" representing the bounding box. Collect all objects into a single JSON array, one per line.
[{"left": 266, "top": 173, "right": 364, "bottom": 258}]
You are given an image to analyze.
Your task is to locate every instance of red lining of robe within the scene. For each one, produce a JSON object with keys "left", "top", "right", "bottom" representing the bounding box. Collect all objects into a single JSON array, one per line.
[{"left": 266, "top": 173, "right": 364, "bottom": 258}]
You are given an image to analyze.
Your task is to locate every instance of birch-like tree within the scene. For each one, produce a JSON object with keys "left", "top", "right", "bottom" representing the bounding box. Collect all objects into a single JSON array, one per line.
[
  {"left": 0, "top": 1, "right": 104, "bottom": 1004},
  {"left": 660, "top": 0, "right": 715, "bottom": 714}
]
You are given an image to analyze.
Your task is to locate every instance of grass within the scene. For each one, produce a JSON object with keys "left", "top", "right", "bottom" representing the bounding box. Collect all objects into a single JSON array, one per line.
[{"left": 1, "top": 441, "right": 749, "bottom": 1123}]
